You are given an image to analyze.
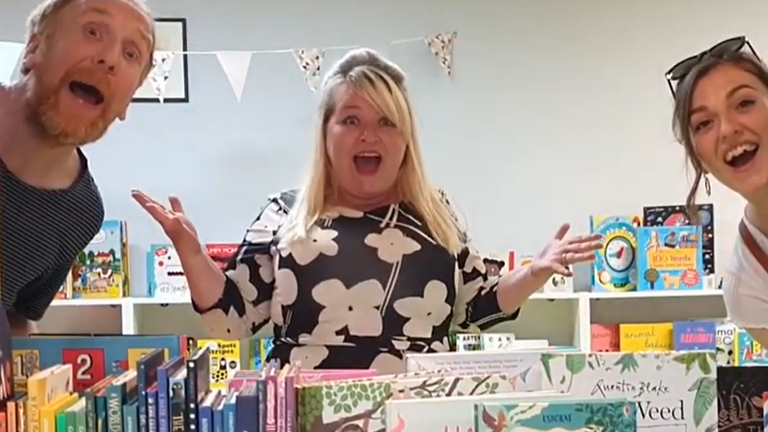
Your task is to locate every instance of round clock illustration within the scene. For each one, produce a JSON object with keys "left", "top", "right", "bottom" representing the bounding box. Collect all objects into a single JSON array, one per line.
[{"left": 605, "top": 236, "right": 635, "bottom": 272}]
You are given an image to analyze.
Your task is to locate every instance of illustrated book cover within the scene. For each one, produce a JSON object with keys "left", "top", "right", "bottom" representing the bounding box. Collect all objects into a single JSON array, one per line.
[
  {"left": 589, "top": 215, "right": 642, "bottom": 292},
  {"left": 636, "top": 225, "right": 705, "bottom": 291}
]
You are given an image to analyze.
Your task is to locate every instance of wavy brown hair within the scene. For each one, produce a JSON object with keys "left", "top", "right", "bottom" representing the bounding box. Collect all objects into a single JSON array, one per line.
[{"left": 672, "top": 51, "right": 768, "bottom": 221}]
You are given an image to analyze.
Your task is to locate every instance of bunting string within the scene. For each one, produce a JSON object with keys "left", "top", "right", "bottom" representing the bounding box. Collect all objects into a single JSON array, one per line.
[{"left": 0, "top": 32, "right": 457, "bottom": 103}]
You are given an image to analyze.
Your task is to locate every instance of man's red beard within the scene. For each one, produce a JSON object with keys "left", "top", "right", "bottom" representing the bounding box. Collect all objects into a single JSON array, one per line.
[{"left": 24, "top": 66, "right": 117, "bottom": 147}]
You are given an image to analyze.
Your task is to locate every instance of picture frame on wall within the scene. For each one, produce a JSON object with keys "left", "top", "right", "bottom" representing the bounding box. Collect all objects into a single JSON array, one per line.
[{"left": 132, "top": 18, "right": 190, "bottom": 103}]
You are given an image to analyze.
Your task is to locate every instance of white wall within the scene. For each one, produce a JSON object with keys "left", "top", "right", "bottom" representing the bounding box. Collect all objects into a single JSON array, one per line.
[{"left": 0, "top": 0, "right": 758, "bottom": 340}]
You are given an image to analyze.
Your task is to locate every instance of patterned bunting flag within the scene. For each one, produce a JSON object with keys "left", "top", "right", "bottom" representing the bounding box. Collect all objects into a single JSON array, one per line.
[
  {"left": 425, "top": 32, "right": 457, "bottom": 77},
  {"left": 149, "top": 51, "right": 175, "bottom": 102},
  {"left": 293, "top": 48, "right": 324, "bottom": 92}
]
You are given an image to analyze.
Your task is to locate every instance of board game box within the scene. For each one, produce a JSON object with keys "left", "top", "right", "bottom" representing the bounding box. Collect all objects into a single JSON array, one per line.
[{"left": 12, "top": 335, "right": 189, "bottom": 392}]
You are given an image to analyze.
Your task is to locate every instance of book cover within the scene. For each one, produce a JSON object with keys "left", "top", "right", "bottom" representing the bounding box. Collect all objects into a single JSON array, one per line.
[
  {"left": 298, "top": 368, "right": 543, "bottom": 432},
  {"left": 385, "top": 391, "right": 568, "bottom": 432},
  {"left": 71, "top": 220, "right": 129, "bottom": 299},
  {"left": 734, "top": 330, "right": 768, "bottom": 366},
  {"left": 12, "top": 335, "right": 187, "bottom": 391},
  {"left": 673, "top": 321, "right": 716, "bottom": 351},
  {"left": 205, "top": 244, "right": 239, "bottom": 270},
  {"left": 195, "top": 339, "right": 240, "bottom": 391},
  {"left": 717, "top": 366, "right": 768, "bottom": 431},
  {"left": 541, "top": 351, "right": 717, "bottom": 432},
  {"left": 476, "top": 400, "right": 637, "bottom": 432},
  {"left": 636, "top": 226, "right": 705, "bottom": 291},
  {"left": 618, "top": 323, "right": 673, "bottom": 352},
  {"left": 590, "top": 324, "right": 619, "bottom": 352},
  {"left": 589, "top": 215, "right": 641, "bottom": 293},
  {"left": 717, "top": 321, "right": 738, "bottom": 366},
  {"left": 643, "top": 203, "right": 715, "bottom": 280},
  {"left": 404, "top": 350, "right": 544, "bottom": 383},
  {"left": 147, "top": 244, "right": 189, "bottom": 300}
]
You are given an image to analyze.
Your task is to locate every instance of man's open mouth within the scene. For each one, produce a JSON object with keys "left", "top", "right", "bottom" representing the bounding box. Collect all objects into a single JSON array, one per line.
[{"left": 68, "top": 81, "right": 105, "bottom": 106}]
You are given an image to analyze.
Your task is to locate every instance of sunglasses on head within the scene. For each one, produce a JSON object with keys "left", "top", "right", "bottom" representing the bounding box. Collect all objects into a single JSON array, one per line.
[{"left": 665, "top": 36, "right": 761, "bottom": 96}]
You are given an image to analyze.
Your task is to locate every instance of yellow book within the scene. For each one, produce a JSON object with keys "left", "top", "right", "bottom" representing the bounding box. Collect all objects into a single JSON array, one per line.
[
  {"left": 197, "top": 339, "right": 240, "bottom": 390},
  {"left": 26, "top": 364, "right": 73, "bottom": 432},
  {"left": 39, "top": 393, "right": 78, "bottom": 432},
  {"left": 619, "top": 323, "right": 674, "bottom": 352}
]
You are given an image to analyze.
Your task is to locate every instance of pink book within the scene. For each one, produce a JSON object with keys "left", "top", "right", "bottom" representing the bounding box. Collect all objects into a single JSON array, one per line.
[{"left": 591, "top": 324, "right": 620, "bottom": 352}]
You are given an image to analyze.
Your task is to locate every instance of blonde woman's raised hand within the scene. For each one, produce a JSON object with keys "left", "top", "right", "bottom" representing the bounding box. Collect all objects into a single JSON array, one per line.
[
  {"left": 131, "top": 190, "right": 201, "bottom": 256},
  {"left": 530, "top": 223, "right": 603, "bottom": 278}
]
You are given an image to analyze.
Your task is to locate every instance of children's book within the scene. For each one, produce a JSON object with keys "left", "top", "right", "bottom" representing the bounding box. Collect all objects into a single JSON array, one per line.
[
  {"left": 147, "top": 244, "right": 189, "bottom": 300},
  {"left": 194, "top": 339, "right": 240, "bottom": 390},
  {"left": 717, "top": 321, "right": 738, "bottom": 366},
  {"left": 618, "top": 323, "right": 673, "bottom": 352},
  {"left": 12, "top": 335, "right": 188, "bottom": 392},
  {"left": 589, "top": 215, "right": 642, "bottom": 292},
  {"left": 643, "top": 204, "right": 715, "bottom": 284},
  {"left": 71, "top": 220, "right": 130, "bottom": 299},
  {"left": 673, "top": 321, "right": 717, "bottom": 351},
  {"left": 297, "top": 368, "right": 543, "bottom": 432},
  {"left": 385, "top": 391, "right": 569, "bottom": 432},
  {"left": 590, "top": 324, "right": 619, "bottom": 352},
  {"left": 541, "top": 351, "right": 717, "bottom": 432},
  {"left": 404, "top": 351, "right": 543, "bottom": 386},
  {"left": 717, "top": 366, "right": 768, "bottom": 432},
  {"left": 734, "top": 330, "right": 768, "bottom": 366},
  {"left": 206, "top": 244, "right": 239, "bottom": 270},
  {"left": 636, "top": 225, "right": 705, "bottom": 291},
  {"left": 475, "top": 400, "right": 637, "bottom": 432}
]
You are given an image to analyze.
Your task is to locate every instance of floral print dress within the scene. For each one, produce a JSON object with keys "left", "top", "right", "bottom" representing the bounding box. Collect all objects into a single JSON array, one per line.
[{"left": 193, "top": 190, "right": 520, "bottom": 374}]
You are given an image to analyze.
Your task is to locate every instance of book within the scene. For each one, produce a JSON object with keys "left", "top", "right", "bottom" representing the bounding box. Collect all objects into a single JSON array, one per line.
[
  {"left": 589, "top": 215, "right": 641, "bottom": 292},
  {"left": 734, "top": 330, "right": 768, "bottom": 366},
  {"left": 643, "top": 203, "right": 715, "bottom": 283},
  {"left": 618, "top": 323, "right": 673, "bottom": 352},
  {"left": 673, "top": 321, "right": 717, "bottom": 351},
  {"left": 589, "top": 324, "right": 619, "bottom": 352},
  {"left": 137, "top": 348, "right": 166, "bottom": 432},
  {"left": 147, "top": 244, "right": 189, "bottom": 300},
  {"left": 636, "top": 225, "right": 705, "bottom": 291},
  {"left": 718, "top": 366, "right": 768, "bottom": 431},
  {"left": 185, "top": 346, "right": 211, "bottom": 431},
  {"left": 12, "top": 334, "right": 188, "bottom": 391},
  {"left": 717, "top": 321, "right": 738, "bottom": 366},
  {"left": 195, "top": 339, "right": 240, "bottom": 391},
  {"left": 71, "top": 220, "right": 130, "bottom": 299},
  {"left": 475, "top": 399, "right": 637, "bottom": 432}
]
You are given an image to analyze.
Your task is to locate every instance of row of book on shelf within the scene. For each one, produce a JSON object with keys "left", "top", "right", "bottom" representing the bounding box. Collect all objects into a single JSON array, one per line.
[
  {"left": 5, "top": 336, "right": 768, "bottom": 432},
  {"left": 486, "top": 203, "right": 719, "bottom": 295},
  {"left": 55, "top": 202, "right": 719, "bottom": 303},
  {"left": 52, "top": 219, "right": 241, "bottom": 301}
]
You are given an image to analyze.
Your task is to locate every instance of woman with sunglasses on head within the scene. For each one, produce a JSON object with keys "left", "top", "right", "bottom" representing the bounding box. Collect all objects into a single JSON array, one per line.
[{"left": 668, "top": 36, "right": 768, "bottom": 345}]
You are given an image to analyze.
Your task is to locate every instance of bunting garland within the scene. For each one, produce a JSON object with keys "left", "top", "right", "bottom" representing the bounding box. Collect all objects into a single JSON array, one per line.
[
  {"left": 293, "top": 48, "right": 324, "bottom": 92},
  {"left": 425, "top": 32, "right": 457, "bottom": 77},
  {"left": 0, "top": 31, "right": 457, "bottom": 102}
]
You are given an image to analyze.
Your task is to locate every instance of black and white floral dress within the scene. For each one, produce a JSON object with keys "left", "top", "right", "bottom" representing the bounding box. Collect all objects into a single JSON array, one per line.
[{"left": 194, "top": 190, "right": 520, "bottom": 374}]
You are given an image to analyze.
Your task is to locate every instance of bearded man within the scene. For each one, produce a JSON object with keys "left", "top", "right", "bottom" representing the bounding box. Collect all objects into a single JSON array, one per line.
[{"left": 0, "top": 0, "right": 155, "bottom": 336}]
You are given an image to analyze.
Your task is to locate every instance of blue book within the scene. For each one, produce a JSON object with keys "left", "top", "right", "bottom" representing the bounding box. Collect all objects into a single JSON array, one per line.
[
  {"left": 673, "top": 321, "right": 717, "bottom": 351},
  {"left": 213, "top": 395, "right": 226, "bottom": 432},
  {"left": 476, "top": 400, "right": 637, "bottom": 432},
  {"left": 137, "top": 348, "right": 166, "bottom": 432},
  {"left": 636, "top": 225, "right": 704, "bottom": 291},
  {"left": 223, "top": 390, "right": 239, "bottom": 432},
  {"left": 147, "top": 384, "right": 158, "bottom": 432},
  {"left": 157, "top": 356, "right": 185, "bottom": 432},
  {"left": 236, "top": 382, "right": 258, "bottom": 432},
  {"left": 199, "top": 391, "right": 220, "bottom": 432}
]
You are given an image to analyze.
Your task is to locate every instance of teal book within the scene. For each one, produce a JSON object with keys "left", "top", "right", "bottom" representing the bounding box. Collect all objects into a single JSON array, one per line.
[
  {"left": 475, "top": 400, "right": 637, "bottom": 432},
  {"left": 124, "top": 398, "right": 139, "bottom": 432},
  {"left": 106, "top": 370, "right": 138, "bottom": 432}
]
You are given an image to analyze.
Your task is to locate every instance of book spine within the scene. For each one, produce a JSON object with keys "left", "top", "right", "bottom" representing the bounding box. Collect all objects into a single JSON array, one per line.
[
  {"left": 84, "top": 392, "right": 98, "bottom": 432},
  {"left": 185, "top": 359, "right": 198, "bottom": 432},
  {"left": 257, "top": 379, "right": 266, "bottom": 432},
  {"left": 266, "top": 373, "right": 277, "bottom": 432},
  {"left": 285, "top": 375, "right": 296, "bottom": 432},
  {"left": 156, "top": 369, "right": 170, "bottom": 432},
  {"left": 96, "top": 394, "right": 108, "bottom": 432},
  {"left": 213, "top": 404, "right": 223, "bottom": 432},
  {"left": 170, "top": 390, "right": 185, "bottom": 432},
  {"left": 137, "top": 364, "right": 147, "bottom": 432},
  {"left": 276, "top": 377, "right": 285, "bottom": 432},
  {"left": 105, "top": 385, "right": 125, "bottom": 432},
  {"left": 199, "top": 403, "right": 213, "bottom": 432},
  {"left": 223, "top": 401, "right": 236, "bottom": 432},
  {"left": 147, "top": 387, "right": 158, "bottom": 432}
]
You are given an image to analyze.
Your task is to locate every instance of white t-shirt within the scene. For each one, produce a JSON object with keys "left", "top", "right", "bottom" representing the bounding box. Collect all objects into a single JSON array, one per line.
[{"left": 723, "top": 217, "right": 768, "bottom": 329}]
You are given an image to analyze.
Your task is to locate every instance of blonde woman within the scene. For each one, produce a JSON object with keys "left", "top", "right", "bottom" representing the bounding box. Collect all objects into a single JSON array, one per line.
[{"left": 133, "top": 48, "right": 601, "bottom": 373}]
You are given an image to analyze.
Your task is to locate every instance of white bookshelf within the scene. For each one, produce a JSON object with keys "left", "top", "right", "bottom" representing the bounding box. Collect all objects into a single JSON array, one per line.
[{"left": 37, "top": 290, "right": 727, "bottom": 351}]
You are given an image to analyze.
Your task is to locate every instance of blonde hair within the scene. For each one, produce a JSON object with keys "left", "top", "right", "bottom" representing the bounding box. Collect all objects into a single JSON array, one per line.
[
  {"left": 23, "top": 0, "right": 154, "bottom": 75},
  {"left": 279, "top": 48, "right": 465, "bottom": 254}
]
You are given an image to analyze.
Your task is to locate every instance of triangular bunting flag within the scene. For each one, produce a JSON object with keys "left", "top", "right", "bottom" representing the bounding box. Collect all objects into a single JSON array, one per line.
[
  {"left": 215, "top": 51, "right": 253, "bottom": 102},
  {"left": 293, "top": 48, "right": 324, "bottom": 92},
  {"left": 148, "top": 51, "right": 175, "bottom": 103},
  {"left": 0, "top": 42, "right": 24, "bottom": 84},
  {"left": 425, "top": 32, "right": 457, "bottom": 77}
]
